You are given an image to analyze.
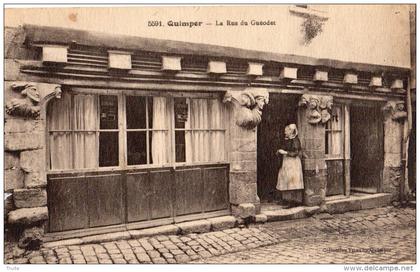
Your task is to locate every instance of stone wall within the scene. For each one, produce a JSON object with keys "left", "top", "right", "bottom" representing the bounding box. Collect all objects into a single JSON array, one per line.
[
  {"left": 4, "top": 28, "right": 62, "bottom": 248},
  {"left": 4, "top": 89, "right": 48, "bottom": 248},
  {"left": 224, "top": 88, "right": 269, "bottom": 218},
  {"left": 382, "top": 102, "right": 407, "bottom": 203},
  {"left": 297, "top": 103, "right": 328, "bottom": 207}
]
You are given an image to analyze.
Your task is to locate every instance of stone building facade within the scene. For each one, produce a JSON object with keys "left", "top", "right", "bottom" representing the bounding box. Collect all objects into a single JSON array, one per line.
[{"left": 4, "top": 24, "right": 411, "bottom": 247}]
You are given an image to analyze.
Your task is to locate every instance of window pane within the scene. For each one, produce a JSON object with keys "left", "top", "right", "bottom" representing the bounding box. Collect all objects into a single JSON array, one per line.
[
  {"left": 48, "top": 92, "right": 72, "bottom": 131},
  {"left": 174, "top": 98, "right": 188, "bottom": 128},
  {"left": 127, "top": 131, "right": 147, "bottom": 165},
  {"left": 49, "top": 132, "right": 73, "bottom": 170},
  {"left": 126, "top": 96, "right": 146, "bottom": 129},
  {"left": 100, "top": 95, "right": 118, "bottom": 129},
  {"left": 330, "top": 132, "right": 342, "bottom": 155},
  {"left": 74, "top": 94, "right": 97, "bottom": 130},
  {"left": 175, "top": 131, "right": 186, "bottom": 162},
  {"left": 74, "top": 132, "right": 97, "bottom": 169},
  {"left": 151, "top": 130, "right": 170, "bottom": 165},
  {"left": 99, "top": 132, "right": 119, "bottom": 167},
  {"left": 325, "top": 131, "right": 330, "bottom": 154}
]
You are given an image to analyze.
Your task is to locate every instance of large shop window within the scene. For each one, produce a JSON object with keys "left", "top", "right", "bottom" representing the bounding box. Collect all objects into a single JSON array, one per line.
[
  {"left": 47, "top": 92, "right": 227, "bottom": 171},
  {"left": 325, "top": 105, "right": 343, "bottom": 156}
]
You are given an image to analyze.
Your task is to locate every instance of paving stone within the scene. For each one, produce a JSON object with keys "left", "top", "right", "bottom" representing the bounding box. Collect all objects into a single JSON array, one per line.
[
  {"left": 170, "top": 249, "right": 184, "bottom": 255},
  {"left": 136, "top": 253, "right": 152, "bottom": 263},
  {"left": 127, "top": 258, "right": 139, "bottom": 264},
  {"left": 97, "top": 253, "right": 110, "bottom": 259},
  {"left": 180, "top": 236, "right": 192, "bottom": 243},
  {"left": 147, "top": 250, "right": 161, "bottom": 258},
  {"left": 197, "top": 250, "right": 212, "bottom": 258},
  {"left": 107, "top": 249, "right": 121, "bottom": 254},
  {"left": 157, "top": 247, "right": 169, "bottom": 254},
  {"left": 98, "top": 258, "right": 113, "bottom": 264},
  {"left": 128, "top": 239, "right": 141, "bottom": 247},
  {"left": 152, "top": 257, "right": 167, "bottom": 264},
  {"left": 166, "top": 258, "right": 177, "bottom": 264},
  {"left": 138, "top": 239, "right": 154, "bottom": 251},
  {"left": 58, "top": 257, "right": 72, "bottom": 264},
  {"left": 162, "top": 252, "right": 173, "bottom": 259},
  {"left": 174, "top": 254, "right": 191, "bottom": 263},
  {"left": 85, "top": 256, "right": 99, "bottom": 264},
  {"left": 112, "top": 258, "right": 127, "bottom": 264},
  {"left": 13, "top": 258, "right": 29, "bottom": 264},
  {"left": 156, "top": 235, "right": 170, "bottom": 242}
]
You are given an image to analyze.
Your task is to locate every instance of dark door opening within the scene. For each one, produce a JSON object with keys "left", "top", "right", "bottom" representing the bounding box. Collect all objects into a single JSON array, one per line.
[
  {"left": 350, "top": 104, "right": 384, "bottom": 193},
  {"left": 257, "top": 94, "right": 299, "bottom": 203}
]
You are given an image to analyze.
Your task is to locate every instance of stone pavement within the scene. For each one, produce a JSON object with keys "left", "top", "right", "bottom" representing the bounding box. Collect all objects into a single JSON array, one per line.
[
  {"left": 193, "top": 206, "right": 416, "bottom": 264},
  {"left": 5, "top": 206, "right": 416, "bottom": 264}
]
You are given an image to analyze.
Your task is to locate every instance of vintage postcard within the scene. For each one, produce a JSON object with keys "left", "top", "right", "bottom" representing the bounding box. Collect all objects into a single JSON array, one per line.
[{"left": 3, "top": 3, "right": 416, "bottom": 270}]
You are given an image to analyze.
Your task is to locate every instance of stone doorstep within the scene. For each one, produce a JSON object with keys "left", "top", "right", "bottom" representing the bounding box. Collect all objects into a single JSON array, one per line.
[
  {"left": 262, "top": 206, "right": 321, "bottom": 222},
  {"left": 325, "top": 193, "right": 392, "bottom": 214},
  {"left": 260, "top": 194, "right": 392, "bottom": 223},
  {"left": 43, "top": 216, "right": 239, "bottom": 248}
]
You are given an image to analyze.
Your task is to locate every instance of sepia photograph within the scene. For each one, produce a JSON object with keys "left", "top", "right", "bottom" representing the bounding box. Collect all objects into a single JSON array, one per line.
[{"left": 2, "top": 2, "right": 417, "bottom": 269}]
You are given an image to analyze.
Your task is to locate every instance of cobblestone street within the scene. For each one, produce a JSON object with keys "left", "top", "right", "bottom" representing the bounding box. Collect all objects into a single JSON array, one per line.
[{"left": 5, "top": 206, "right": 416, "bottom": 264}]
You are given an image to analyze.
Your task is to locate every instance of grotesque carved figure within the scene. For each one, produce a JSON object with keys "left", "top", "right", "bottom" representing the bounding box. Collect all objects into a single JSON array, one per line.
[
  {"left": 382, "top": 101, "right": 408, "bottom": 122},
  {"left": 224, "top": 88, "right": 269, "bottom": 129},
  {"left": 5, "top": 83, "right": 62, "bottom": 119},
  {"left": 298, "top": 94, "right": 333, "bottom": 125},
  {"left": 6, "top": 84, "right": 41, "bottom": 118}
]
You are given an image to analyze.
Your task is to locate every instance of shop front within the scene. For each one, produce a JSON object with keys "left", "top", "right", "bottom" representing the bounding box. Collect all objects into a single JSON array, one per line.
[{"left": 4, "top": 25, "right": 410, "bottom": 244}]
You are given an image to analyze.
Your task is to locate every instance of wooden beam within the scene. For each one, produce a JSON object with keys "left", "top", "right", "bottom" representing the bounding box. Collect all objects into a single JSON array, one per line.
[
  {"left": 343, "top": 73, "right": 358, "bottom": 84},
  {"left": 369, "top": 76, "right": 382, "bottom": 87},
  {"left": 313, "top": 70, "right": 328, "bottom": 82},
  {"left": 279, "top": 67, "right": 298, "bottom": 80},
  {"left": 41, "top": 45, "right": 68, "bottom": 63},
  {"left": 108, "top": 50, "right": 132, "bottom": 70},
  {"left": 24, "top": 25, "right": 410, "bottom": 75},
  {"left": 207, "top": 60, "right": 226, "bottom": 74},
  {"left": 247, "top": 62, "right": 264, "bottom": 76},
  {"left": 391, "top": 79, "right": 404, "bottom": 90},
  {"left": 162, "top": 56, "right": 182, "bottom": 71}
]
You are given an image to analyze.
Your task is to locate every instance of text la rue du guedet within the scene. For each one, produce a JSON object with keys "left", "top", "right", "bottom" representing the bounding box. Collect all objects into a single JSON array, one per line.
[{"left": 147, "top": 19, "right": 276, "bottom": 27}]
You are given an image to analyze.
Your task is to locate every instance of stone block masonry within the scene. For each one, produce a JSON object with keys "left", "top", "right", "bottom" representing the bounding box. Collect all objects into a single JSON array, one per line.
[
  {"left": 298, "top": 102, "right": 328, "bottom": 207},
  {"left": 4, "top": 80, "right": 62, "bottom": 249}
]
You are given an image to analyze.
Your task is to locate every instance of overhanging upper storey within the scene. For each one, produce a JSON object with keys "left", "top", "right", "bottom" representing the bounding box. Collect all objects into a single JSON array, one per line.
[{"left": 8, "top": 24, "right": 411, "bottom": 99}]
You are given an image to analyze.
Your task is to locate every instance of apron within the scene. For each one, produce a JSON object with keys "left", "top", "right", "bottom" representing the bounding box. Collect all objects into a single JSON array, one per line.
[{"left": 276, "top": 156, "right": 304, "bottom": 191}]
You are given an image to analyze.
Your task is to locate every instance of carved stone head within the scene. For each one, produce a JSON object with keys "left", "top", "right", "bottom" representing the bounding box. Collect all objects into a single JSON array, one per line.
[{"left": 382, "top": 101, "right": 408, "bottom": 122}]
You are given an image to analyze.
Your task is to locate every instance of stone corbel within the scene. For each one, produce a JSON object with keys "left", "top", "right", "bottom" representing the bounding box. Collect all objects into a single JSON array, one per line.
[
  {"left": 223, "top": 87, "right": 269, "bottom": 129},
  {"left": 5, "top": 82, "right": 62, "bottom": 119},
  {"left": 298, "top": 94, "right": 333, "bottom": 125},
  {"left": 382, "top": 101, "right": 407, "bottom": 122}
]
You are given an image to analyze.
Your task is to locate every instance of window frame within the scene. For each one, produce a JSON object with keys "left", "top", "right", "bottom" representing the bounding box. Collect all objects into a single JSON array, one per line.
[
  {"left": 325, "top": 104, "right": 345, "bottom": 160},
  {"left": 46, "top": 89, "right": 229, "bottom": 174}
]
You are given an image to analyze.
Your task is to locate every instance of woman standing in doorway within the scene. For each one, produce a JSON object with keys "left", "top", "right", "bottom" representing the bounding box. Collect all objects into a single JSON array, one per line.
[{"left": 276, "top": 124, "right": 304, "bottom": 207}]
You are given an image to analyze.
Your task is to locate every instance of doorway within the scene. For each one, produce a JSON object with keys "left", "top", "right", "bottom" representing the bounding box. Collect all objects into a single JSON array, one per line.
[
  {"left": 350, "top": 104, "right": 384, "bottom": 193},
  {"left": 257, "top": 94, "right": 299, "bottom": 203}
]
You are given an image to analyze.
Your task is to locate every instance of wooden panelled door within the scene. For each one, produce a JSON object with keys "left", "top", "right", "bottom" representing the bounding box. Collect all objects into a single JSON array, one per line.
[
  {"left": 48, "top": 165, "right": 229, "bottom": 232},
  {"left": 350, "top": 104, "right": 384, "bottom": 193}
]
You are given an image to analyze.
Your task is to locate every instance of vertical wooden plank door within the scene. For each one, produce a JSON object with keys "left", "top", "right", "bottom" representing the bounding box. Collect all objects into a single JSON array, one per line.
[
  {"left": 48, "top": 176, "right": 89, "bottom": 232},
  {"left": 350, "top": 105, "right": 384, "bottom": 193},
  {"left": 47, "top": 164, "right": 230, "bottom": 233}
]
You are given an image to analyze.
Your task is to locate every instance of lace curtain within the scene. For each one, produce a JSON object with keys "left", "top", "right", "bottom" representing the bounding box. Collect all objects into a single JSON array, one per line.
[
  {"left": 48, "top": 93, "right": 98, "bottom": 170},
  {"left": 151, "top": 97, "right": 171, "bottom": 165},
  {"left": 185, "top": 98, "right": 225, "bottom": 163}
]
